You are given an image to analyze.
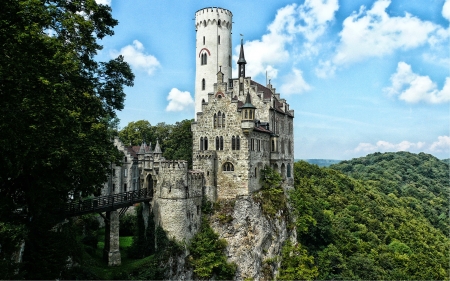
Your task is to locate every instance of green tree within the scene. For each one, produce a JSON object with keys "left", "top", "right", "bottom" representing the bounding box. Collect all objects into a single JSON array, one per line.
[
  {"left": 162, "top": 119, "right": 193, "bottom": 167},
  {"left": 0, "top": 0, "right": 133, "bottom": 278},
  {"left": 118, "top": 120, "right": 154, "bottom": 146}
]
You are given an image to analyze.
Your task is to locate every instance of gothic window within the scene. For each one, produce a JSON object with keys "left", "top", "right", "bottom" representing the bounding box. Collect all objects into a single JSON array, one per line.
[
  {"left": 218, "top": 35, "right": 220, "bottom": 44},
  {"left": 217, "top": 111, "right": 222, "bottom": 127},
  {"left": 216, "top": 136, "right": 219, "bottom": 150},
  {"left": 220, "top": 136, "right": 223, "bottom": 150},
  {"left": 232, "top": 136, "right": 235, "bottom": 150},
  {"left": 201, "top": 53, "right": 208, "bottom": 65},
  {"left": 223, "top": 162, "right": 234, "bottom": 172},
  {"left": 202, "top": 78, "right": 205, "bottom": 90},
  {"left": 236, "top": 136, "right": 240, "bottom": 150},
  {"left": 222, "top": 113, "right": 225, "bottom": 127},
  {"left": 204, "top": 137, "right": 208, "bottom": 150},
  {"left": 218, "top": 19, "right": 221, "bottom": 26},
  {"left": 287, "top": 163, "right": 292, "bottom": 178},
  {"left": 200, "top": 137, "right": 204, "bottom": 150},
  {"left": 271, "top": 139, "right": 275, "bottom": 152},
  {"left": 254, "top": 167, "right": 257, "bottom": 178},
  {"left": 214, "top": 113, "right": 217, "bottom": 128}
]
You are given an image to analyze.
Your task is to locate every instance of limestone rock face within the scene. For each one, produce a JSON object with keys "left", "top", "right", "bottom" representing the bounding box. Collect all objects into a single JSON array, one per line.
[{"left": 211, "top": 195, "right": 291, "bottom": 280}]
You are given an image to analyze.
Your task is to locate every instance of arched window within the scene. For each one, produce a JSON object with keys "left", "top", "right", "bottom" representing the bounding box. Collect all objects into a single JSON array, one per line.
[
  {"left": 200, "top": 137, "right": 204, "bottom": 150},
  {"left": 220, "top": 136, "right": 223, "bottom": 150},
  {"left": 218, "top": 35, "right": 220, "bottom": 44},
  {"left": 223, "top": 162, "right": 234, "bottom": 172},
  {"left": 254, "top": 167, "right": 257, "bottom": 178},
  {"left": 204, "top": 137, "right": 208, "bottom": 150},
  {"left": 236, "top": 136, "right": 240, "bottom": 150},
  {"left": 217, "top": 111, "right": 222, "bottom": 128},
  {"left": 222, "top": 113, "right": 225, "bottom": 127},
  {"left": 202, "top": 79, "right": 205, "bottom": 90},
  {"left": 214, "top": 113, "right": 217, "bottom": 128},
  {"left": 218, "top": 19, "right": 221, "bottom": 26},
  {"left": 271, "top": 139, "right": 275, "bottom": 152},
  {"left": 203, "top": 36, "right": 205, "bottom": 45},
  {"left": 287, "top": 163, "right": 291, "bottom": 178},
  {"left": 232, "top": 136, "right": 235, "bottom": 150},
  {"left": 216, "top": 136, "right": 220, "bottom": 150},
  {"left": 204, "top": 53, "right": 207, "bottom": 65}
]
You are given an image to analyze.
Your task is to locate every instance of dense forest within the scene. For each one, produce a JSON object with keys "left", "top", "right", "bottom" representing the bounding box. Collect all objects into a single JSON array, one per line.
[{"left": 285, "top": 152, "right": 449, "bottom": 280}]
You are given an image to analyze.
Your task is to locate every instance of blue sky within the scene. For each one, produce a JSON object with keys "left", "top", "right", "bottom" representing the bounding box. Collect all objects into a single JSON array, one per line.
[{"left": 95, "top": 0, "right": 450, "bottom": 160}]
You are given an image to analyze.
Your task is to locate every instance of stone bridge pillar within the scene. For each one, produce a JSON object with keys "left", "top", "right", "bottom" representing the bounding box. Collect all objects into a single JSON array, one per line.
[{"left": 103, "top": 210, "right": 121, "bottom": 266}]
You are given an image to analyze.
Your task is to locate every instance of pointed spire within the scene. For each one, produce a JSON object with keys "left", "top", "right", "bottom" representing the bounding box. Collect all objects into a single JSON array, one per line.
[
  {"left": 237, "top": 38, "right": 246, "bottom": 64},
  {"left": 138, "top": 141, "right": 146, "bottom": 154},
  {"left": 238, "top": 38, "right": 246, "bottom": 78},
  {"left": 241, "top": 89, "right": 256, "bottom": 109},
  {"left": 154, "top": 140, "right": 162, "bottom": 154}
]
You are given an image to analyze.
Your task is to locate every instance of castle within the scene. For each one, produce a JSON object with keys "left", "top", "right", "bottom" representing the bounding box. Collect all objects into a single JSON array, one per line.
[{"left": 103, "top": 7, "right": 294, "bottom": 243}]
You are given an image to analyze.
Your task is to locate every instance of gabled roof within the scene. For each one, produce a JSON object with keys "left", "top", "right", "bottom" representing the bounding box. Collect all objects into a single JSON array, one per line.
[{"left": 250, "top": 80, "right": 272, "bottom": 99}]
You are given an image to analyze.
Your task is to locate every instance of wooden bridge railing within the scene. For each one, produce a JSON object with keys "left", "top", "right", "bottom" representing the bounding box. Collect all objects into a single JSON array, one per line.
[{"left": 65, "top": 188, "right": 152, "bottom": 217}]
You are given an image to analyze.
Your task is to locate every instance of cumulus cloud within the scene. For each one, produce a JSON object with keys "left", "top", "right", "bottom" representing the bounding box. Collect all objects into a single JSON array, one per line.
[
  {"left": 332, "top": 0, "right": 447, "bottom": 65},
  {"left": 353, "top": 136, "right": 450, "bottom": 154},
  {"left": 95, "top": 0, "right": 111, "bottom": 5},
  {"left": 354, "top": 140, "right": 426, "bottom": 153},
  {"left": 235, "top": 0, "right": 338, "bottom": 79},
  {"left": 443, "top": 0, "right": 450, "bottom": 21},
  {"left": 279, "top": 68, "right": 311, "bottom": 94},
  {"left": 110, "top": 40, "right": 160, "bottom": 75},
  {"left": 384, "top": 62, "right": 450, "bottom": 104},
  {"left": 166, "top": 88, "right": 194, "bottom": 112},
  {"left": 429, "top": 136, "right": 450, "bottom": 152}
]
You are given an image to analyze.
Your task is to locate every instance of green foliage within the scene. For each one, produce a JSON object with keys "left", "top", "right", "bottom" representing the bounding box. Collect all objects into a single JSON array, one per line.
[
  {"left": 119, "top": 213, "right": 135, "bottom": 236},
  {"left": 331, "top": 151, "right": 449, "bottom": 234},
  {"left": 127, "top": 204, "right": 155, "bottom": 259},
  {"left": 119, "top": 119, "right": 193, "bottom": 168},
  {"left": 0, "top": 0, "right": 134, "bottom": 278},
  {"left": 278, "top": 240, "right": 318, "bottom": 281},
  {"left": 253, "top": 166, "right": 287, "bottom": 219},
  {"left": 288, "top": 156, "right": 450, "bottom": 280},
  {"left": 213, "top": 199, "right": 235, "bottom": 224},
  {"left": 188, "top": 218, "right": 236, "bottom": 280}
]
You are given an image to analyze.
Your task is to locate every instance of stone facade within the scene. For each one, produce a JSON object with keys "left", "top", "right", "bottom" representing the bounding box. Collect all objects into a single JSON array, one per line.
[{"left": 102, "top": 6, "right": 294, "bottom": 244}]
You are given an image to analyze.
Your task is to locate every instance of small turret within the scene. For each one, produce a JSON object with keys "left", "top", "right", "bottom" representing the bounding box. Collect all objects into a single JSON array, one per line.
[
  {"left": 238, "top": 38, "right": 246, "bottom": 96},
  {"left": 241, "top": 90, "right": 256, "bottom": 134}
]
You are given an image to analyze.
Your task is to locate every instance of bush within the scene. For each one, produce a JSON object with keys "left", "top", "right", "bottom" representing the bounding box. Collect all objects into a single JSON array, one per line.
[{"left": 119, "top": 213, "right": 135, "bottom": 236}]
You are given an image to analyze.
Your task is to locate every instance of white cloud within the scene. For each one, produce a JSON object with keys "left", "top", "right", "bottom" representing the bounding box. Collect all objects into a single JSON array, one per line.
[
  {"left": 354, "top": 140, "right": 426, "bottom": 153},
  {"left": 353, "top": 136, "right": 450, "bottom": 155},
  {"left": 95, "top": 0, "right": 111, "bottom": 5},
  {"left": 235, "top": 0, "right": 338, "bottom": 79},
  {"left": 443, "top": 0, "right": 450, "bottom": 21},
  {"left": 333, "top": 0, "right": 447, "bottom": 65},
  {"left": 429, "top": 136, "right": 450, "bottom": 152},
  {"left": 384, "top": 62, "right": 450, "bottom": 104},
  {"left": 110, "top": 40, "right": 160, "bottom": 75},
  {"left": 279, "top": 68, "right": 311, "bottom": 94},
  {"left": 166, "top": 88, "right": 194, "bottom": 112},
  {"left": 315, "top": 60, "right": 337, "bottom": 78}
]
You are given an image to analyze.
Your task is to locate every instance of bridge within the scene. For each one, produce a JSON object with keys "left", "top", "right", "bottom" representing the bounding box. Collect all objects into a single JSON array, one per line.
[
  {"left": 64, "top": 188, "right": 152, "bottom": 217},
  {"left": 64, "top": 188, "right": 153, "bottom": 266}
]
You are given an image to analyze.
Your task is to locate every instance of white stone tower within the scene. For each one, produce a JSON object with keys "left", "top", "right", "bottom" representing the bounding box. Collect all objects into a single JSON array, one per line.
[{"left": 194, "top": 7, "right": 233, "bottom": 117}]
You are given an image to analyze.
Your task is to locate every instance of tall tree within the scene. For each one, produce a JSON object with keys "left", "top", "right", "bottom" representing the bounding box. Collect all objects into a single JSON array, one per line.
[
  {"left": 0, "top": 0, "right": 134, "bottom": 278},
  {"left": 118, "top": 120, "right": 154, "bottom": 146}
]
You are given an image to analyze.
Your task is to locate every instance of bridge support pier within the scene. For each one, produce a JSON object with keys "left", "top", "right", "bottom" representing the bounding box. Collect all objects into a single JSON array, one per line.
[{"left": 103, "top": 210, "right": 121, "bottom": 266}]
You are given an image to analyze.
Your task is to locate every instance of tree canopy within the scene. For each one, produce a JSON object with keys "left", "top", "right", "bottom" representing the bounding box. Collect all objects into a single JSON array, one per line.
[
  {"left": 286, "top": 153, "right": 449, "bottom": 280},
  {"left": 0, "top": 0, "right": 133, "bottom": 278}
]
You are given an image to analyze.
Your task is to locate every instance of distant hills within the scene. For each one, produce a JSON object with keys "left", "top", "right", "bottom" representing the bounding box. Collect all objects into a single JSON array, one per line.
[{"left": 296, "top": 159, "right": 342, "bottom": 167}]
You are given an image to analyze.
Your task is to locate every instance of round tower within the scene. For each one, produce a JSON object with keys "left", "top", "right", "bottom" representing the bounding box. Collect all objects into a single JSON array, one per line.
[{"left": 194, "top": 7, "right": 233, "bottom": 117}]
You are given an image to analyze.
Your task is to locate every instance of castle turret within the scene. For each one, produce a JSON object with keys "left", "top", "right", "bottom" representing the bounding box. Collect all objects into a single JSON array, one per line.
[
  {"left": 237, "top": 38, "right": 246, "bottom": 96},
  {"left": 194, "top": 7, "right": 233, "bottom": 117},
  {"left": 241, "top": 90, "right": 256, "bottom": 134}
]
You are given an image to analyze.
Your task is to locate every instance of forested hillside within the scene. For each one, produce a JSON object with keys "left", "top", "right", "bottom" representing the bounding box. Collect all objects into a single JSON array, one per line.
[{"left": 287, "top": 153, "right": 449, "bottom": 280}]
